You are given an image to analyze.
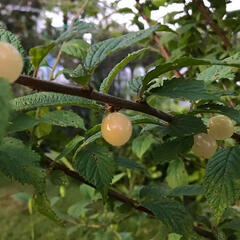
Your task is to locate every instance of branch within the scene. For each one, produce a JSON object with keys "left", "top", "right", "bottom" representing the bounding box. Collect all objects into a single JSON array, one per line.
[
  {"left": 45, "top": 157, "right": 216, "bottom": 239},
  {"left": 16, "top": 75, "right": 174, "bottom": 123},
  {"left": 193, "top": 0, "right": 232, "bottom": 49}
]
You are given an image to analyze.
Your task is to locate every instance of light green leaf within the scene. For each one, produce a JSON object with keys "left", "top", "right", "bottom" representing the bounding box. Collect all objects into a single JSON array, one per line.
[
  {"left": 166, "top": 160, "right": 188, "bottom": 189},
  {"left": 195, "top": 104, "right": 240, "bottom": 124},
  {"left": 168, "top": 115, "right": 206, "bottom": 137},
  {"left": 35, "top": 123, "right": 52, "bottom": 138},
  {"left": 40, "top": 110, "right": 86, "bottom": 130},
  {"left": 132, "top": 135, "right": 153, "bottom": 158},
  {"left": 56, "top": 135, "right": 84, "bottom": 161},
  {"left": 204, "top": 147, "right": 240, "bottom": 222},
  {"left": 0, "top": 79, "right": 11, "bottom": 142},
  {"left": 69, "top": 64, "right": 90, "bottom": 85},
  {"left": 29, "top": 42, "right": 56, "bottom": 68},
  {"left": 74, "top": 143, "right": 116, "bottom": 198},
  {"left": 61, "top": 39, "right": 90, "bottom": 59},
  {"left": 0, "top": 138, "right": 46, "bottom": 191},
  {"left": 143, "top": 198, "right": 193, "bottom": 236},
  {"left": 99, "top": 48, "right": 148, "bottom": 93},
  {"left": 150, "top": 78, "right": 232, "bottom": 101},
  {"left": 33, "top": 192, "right": 64, "bottom": 226},
  {"left": 84, "top": 25, "right": 159, "bottom": 69},
  {"left": 169, "top": 184, "right": 204, "bottom": 196},
  {"left": 12, "top": 92, "right": 104, "bottom": 111},
  {"left": 129, "top": 76, "right": 143, "bottom": 93},
  {"left": 142, "top": 57, "right": 240, "bottom": 89},
  {"left": 67, "top": 201, "right": 89, "bottom": 218}
]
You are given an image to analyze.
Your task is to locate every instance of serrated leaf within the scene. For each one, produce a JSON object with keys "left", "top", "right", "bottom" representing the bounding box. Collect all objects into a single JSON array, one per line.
[
  {"left": 204, "top": 147, "right": 240, "bottom": 222},
  {"left": 154, "top": 136, "right": 193, "bottom": 164},
  {"left": 140, "top": 185, "right": 168, "bottom": 200},
  {"left": 197, "top": 52, "right": 240, "bottom": 83},
  {"left": 0, "top": 138, "right": 46, "bottom": 191},
  {"left": 33, "top": 192, "right": 64, "bottom": 226},
  {"left": 150, "top": 78, "right": 233, "bottom": 101},
  {"left": 142, "top": 57, "right": 240, "bottom": 89},
  {"left": 0, "top": 79, "right": 11, "bottom": 142},
  {"left": 56, "top": 135, "right": 84, "bottom": 161},
  {"left": 129, "top": 76, "right": 143, "bottom": 93},
  {"left": 166, "top": 160, "right": 188, "bottom": 189},
  {"left": 132, "top": 135, "right": 153, "bottom": 158},
  {"left": 0, "top": 29, "right": 32, "bottom": 74},
  {"left": 143, "top": 198, "right": 193, "bottom": 236},
  {"left": 168, "top": 115, "right": 206, "bottom": 137},
  {"left": 12, "top": 92, "right": 104, "bottom": 111},
  {"left": 168, "top": 184, "right": 204, "bottom": 196},
  {"left": 61, "top": 39, "right": 90, "bottom": 59},
  {"left": 84, "top": 25, "right": 159, "bottom": 69},
  {"left": 99, "top": 48, "right": 148, "bottom": 93},
  {"left": 40, "top": 110, "right": 86, "bottom": 130},
  {"left": 74, "top": 143, "right": 116, "bottom": 198},
  {"left": 196, "top": 104, "right": 240, "bottom": 124},
  {"left": 56, "top": 19, "right": 94, "bottom": 44},
  {"left": 70, "top": 64, "right": 91, "bottom": 85},
  {"left": 29, "top": 42, "right": 56, "bottom": 68}
]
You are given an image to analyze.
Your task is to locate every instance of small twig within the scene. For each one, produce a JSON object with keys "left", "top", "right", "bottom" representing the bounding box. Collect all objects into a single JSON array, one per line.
[
  {"left": 75, "top": 0, "right": 91, "bottom": 18},
  {"left": 48, "top": 50, "right": 63, "bottom": 81}
]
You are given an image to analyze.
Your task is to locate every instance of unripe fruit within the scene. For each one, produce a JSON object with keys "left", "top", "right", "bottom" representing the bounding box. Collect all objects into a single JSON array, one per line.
[
  {"left": 101, "top": 112, "right": 132, "bottom": 146},
  {"left": 192, "top": 133, "right": 217, "bottom": 159},
  {"left": 208, "top": 115, "right": 234, "bottom": 140},
  {"left": 0, "top": 41, "right": 23, "bottom": 83}
]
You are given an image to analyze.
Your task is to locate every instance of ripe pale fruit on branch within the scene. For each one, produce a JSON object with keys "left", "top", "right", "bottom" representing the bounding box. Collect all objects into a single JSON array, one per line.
[
  {"left": 208, "top": 115, "right": 234, "bottom": 140},
  {"left": 0, "top": 41, "right": 23, "bottom": 83},
  {"left": 192, "top": 133, "right": 217, "bottom": 159},
  {"left": 101, "top": 112, "right": 132, "bottom": 146}
]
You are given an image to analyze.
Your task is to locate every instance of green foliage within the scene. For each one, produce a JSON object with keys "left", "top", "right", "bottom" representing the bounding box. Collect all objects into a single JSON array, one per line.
[
  {"left": 0, "top": 79, "right": 11, "bottom": 142},
  {"left": 204, "top": 147, "right": 240, "bottom": 223},
  {"left": 168, "top": 184, "right": 204, "bottom": 197},
  {"left": 12, "top": 92, "right": 104, "bottom": 111},
  {"left": 84, "top": 25, "right": 159, "bottom": 69},
  {"left": 0, "top": 138, "right": 46, "bottom": 191},
  {"left": 74, "top": 143, "right": 116, "bottom": 198},
  {"left": 61, "top": 39, "right": 90, "bottom": 59},
  {"left": 150, "top": 78, "right": 233, "bottom": 101},
  {"left": 99, "top": 48, "right": 148, "bottom": 93},
  {"left": 132, "top": 134, "right": 153, "bottom": 158}
]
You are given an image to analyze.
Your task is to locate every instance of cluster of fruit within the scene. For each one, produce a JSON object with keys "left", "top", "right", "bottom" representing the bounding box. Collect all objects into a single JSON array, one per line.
[
  {"left": 0, "top": 41, "right": 23, "bottom": 83},
  {"left": 192, "top": 115, "right": 234, "bottom": 159}
]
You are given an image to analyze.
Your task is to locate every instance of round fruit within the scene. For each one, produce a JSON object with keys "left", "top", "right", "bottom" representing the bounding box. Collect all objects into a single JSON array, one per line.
[
  {"left": 208, "top": 115, "right": 234, "bottom": 140},
  {"left": 0, "top": 41, "right": 23, "bottom": 83},
  {"left": 192, "top": 133, "right": 217, "bottom": 159},
  {"left": 101, "top": 112, "right": 132, "bottom": 146}
]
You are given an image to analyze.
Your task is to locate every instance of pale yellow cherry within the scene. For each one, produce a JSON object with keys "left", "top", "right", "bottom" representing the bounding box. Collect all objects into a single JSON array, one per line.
[
  {"left": 192, "top": 133, "right": 217, "bottom": 159},
  {"left": 0, "top": 41, "right": 23, "bottom": 83},
  {"left": 208, "top": 115, "right": 234, "bottom": 140},
  {"left": 101, "top": 112, "right": 132, "bottom": 146}
]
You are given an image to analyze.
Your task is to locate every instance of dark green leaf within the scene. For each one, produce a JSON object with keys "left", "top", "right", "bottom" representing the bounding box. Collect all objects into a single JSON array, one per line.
[
  {"left": 204, "top": 147, "right": 240, "bottom": 222},
  {"left": 169, "top": 184, "right": 204, "bottom": 196},
  {"left": 140, "top": 185, "right": 168, "bottom": 200}
]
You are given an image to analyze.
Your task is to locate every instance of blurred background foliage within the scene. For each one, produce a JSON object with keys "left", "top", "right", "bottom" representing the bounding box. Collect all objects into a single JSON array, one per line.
[{"left": 1, "top": 0, "right": 240, "bottom": 239}]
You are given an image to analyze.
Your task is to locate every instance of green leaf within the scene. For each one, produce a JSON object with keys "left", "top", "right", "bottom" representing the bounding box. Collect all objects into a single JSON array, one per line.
[
  {"left": 99, "top": 48, "right": 148, "bottom": 93},
  {"left": 12, "top": 92, "right": 104, "bottom": 111},
  {"left": 56, "top": 19, "right": 94, "bottom": 44},
  {"left": 35, "top": 123, "right": 52, "bottom": 138},
  {"left": 166, "top": 160, "right": 188, "bottom": 189},
  {"left": 8, "top": 113, "right": 38, "bottom": 133},
  {"left": 143, "top": 198, "right": 193, "bottom": 236},
  {"left": 129, "top": 76, "right": 143, "bottom": 93},
  {"left": 29, "top": 42, "right": 56, "bottom": 68},
  {"left": 56, "top": 135, "right": 84, "bottom": 161},
  {"left": 197, "top": 52, "right": 240, "bottom": 83},
  {"left": 33, "top": 192, "right": 64, "bottom": 226},
  {"left": 61, "top": 39, "right": 90, "bottom": 59},
  {"left": 150, "top": 78, "right": 231, "bottom": 101},
  {"left": 130, "top": 115, "right": 164, "bottom": 125},
  {"left": 0, "top": 29, "right": 32, "bottom": 74},
  {"left": 132, "top": 135, "right": 153, "bottom": 158},
  {"left": 40, "top": 110, "right": 86, "bottom": 130},
  {"left": 168, "top": 184, "right": 204, "bottom": 196},
  {"left": 140, "top": 185, "right": 168, "bottom": 200},
  {"left": 67, "top": 201, "right": 89, "bottom": 218},
  {"left": 196, "top": 104, "right": 240, "bottom": 124},
  {"left": 74, "top": 143, "right": 116, "bottom": 198},
  {"left": 84, "top": 25, "right": 159, "bottom": 69},
  {"left": 168, "top": 115, "right": 206, "bottom": 137},
  {"left": 204, "top": 147, "right": 240, "bottom": 222},
  {"left": 69, "top": 64, "right": 91, "bottom": 85},
  {"left": 0, "top": 138, "right": 46, "bottom": 191},
  {"left": 142, "top": 57, "right": 240, "bottom": 89},
  {"left": 154, "top": 136, "right": 193, "bottom": 164},
  {"left": 0, "top": 79, "right": 11, "bottom": 142}
]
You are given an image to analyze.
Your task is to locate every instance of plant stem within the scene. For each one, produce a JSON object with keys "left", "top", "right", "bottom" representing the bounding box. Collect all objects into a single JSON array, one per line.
[{"left": 48, "top": 50, "right": 63, "bottom": 81}]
